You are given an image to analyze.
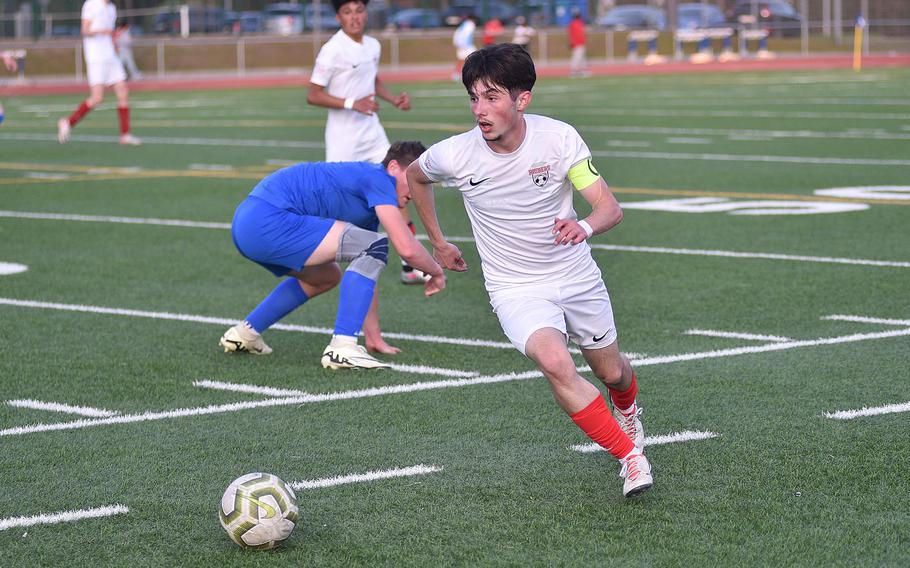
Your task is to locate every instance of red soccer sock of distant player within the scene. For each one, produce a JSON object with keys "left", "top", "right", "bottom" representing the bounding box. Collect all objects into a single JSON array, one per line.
[
  {"left": 68, "top": 102, "right": 92, "bottom": 127},
  {"left": 118, "top": 106, "right": 130, "bottom": 135},
  {"left": 608, "top": 372, "right": 638, "bottom": 413},
  {"left": 570, "top": 394, "right": 635, "bottom": 460}
]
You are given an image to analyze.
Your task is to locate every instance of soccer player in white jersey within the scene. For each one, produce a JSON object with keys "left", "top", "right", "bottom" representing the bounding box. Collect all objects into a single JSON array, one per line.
[
  {"left": 406, "top": 43, "right": 653, "bottom": 497},
  {"left": 57, "top": 0, "right": 140, "bottom": 146},
  {"left": 307, "top": 0, "right": 428, "bottom": 286}
]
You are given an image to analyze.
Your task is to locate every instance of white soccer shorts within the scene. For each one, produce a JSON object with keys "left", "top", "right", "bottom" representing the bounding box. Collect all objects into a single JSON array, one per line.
[
  {"left": 86, "top": 57, "right": 127, "bottom": 87},
  {"left": 489, "top": 272, "right": 617, "bottom": 355}
]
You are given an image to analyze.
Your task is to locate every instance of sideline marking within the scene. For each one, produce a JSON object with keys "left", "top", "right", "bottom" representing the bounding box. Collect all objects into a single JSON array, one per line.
[
  {"left": 2, "top": 210, "right": 908, "bottom": 265},
  {"left": 7, "top": 399, "right": 119, "bottom": 418},
  {"left": 593, "top": 149, "right": 910, "bottom": 168},
  {"left": 822, "top": 314, "right": 910, "bottom": 327},
  {"left": 0, "top": 262, "right": 28, "bottom": 275},
  {"left": 3, "top": 314, "right": 907, "bottom": 438},
  {"left": 290, "top": 465, "right": 442, "bottom": 490},
  {"left": 0, "top": 297, "right": 518, "bottom": 350},
  {"left": 684, "top": 329, "right": 792, "bottom": 342},
  {"left": 0, "top": 505, "right": 129, "bottom": 531},
  {"left": 571, "top": 430, "right": 719, "bottom": 453},
  {"left": 824, "top": 401, "right": 910, "bottom": 420}
]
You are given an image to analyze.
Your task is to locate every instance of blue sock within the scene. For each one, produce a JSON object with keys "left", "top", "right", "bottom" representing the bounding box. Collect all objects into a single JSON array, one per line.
[
  {"left": 333, "top": 271, "right": 375, "bottom": 337},
  {"left": 245, "top": 278, "right": 309, "bottom": 333}
]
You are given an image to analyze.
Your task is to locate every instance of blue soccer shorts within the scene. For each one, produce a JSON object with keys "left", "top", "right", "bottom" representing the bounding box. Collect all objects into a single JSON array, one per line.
[{"left": 231, "top": 196, "right": 335, "bottom": 277}]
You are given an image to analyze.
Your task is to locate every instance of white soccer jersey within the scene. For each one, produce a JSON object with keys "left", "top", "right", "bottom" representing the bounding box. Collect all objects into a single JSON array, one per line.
[
  {"left": 81, "top": 0, "right": 117, "bottom": 63},
  {"left": 310, "top": 30, "right": 389, "bottom": 163},
  {"left": 418, "top": 114, "right": 599, "bottom": 293}
]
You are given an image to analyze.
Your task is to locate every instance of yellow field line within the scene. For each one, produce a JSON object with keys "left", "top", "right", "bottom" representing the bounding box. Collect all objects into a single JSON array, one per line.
[{"left": 1, "top": 162, "right": 906, "bottom": 206}]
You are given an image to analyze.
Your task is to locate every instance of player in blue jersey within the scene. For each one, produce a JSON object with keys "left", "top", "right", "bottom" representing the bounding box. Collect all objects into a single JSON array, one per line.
[{"left": 220, "top": 140, "right": 445, "bottom": 369}]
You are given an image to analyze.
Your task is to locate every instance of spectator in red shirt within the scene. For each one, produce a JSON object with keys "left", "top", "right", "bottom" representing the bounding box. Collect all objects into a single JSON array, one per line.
[
  {"left": 483, "top": 17, "right": 504, "bottom": 46},
  {"left": 568, "top": 9, "right": 589, "bottom": 77}
]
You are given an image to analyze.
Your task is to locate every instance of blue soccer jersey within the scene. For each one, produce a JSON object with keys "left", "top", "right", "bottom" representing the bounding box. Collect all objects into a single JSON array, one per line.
[{"left": 249, "top": 161, "right": 397, "bottom": 232}]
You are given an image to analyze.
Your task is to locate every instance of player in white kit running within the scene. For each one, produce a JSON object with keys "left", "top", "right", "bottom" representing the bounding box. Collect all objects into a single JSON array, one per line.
[
  {"left": 406, "top": 43, "right": 653, "bottom": 497},
  {"left": 57, "top": 0, "right": 140, "bottom": 146}
]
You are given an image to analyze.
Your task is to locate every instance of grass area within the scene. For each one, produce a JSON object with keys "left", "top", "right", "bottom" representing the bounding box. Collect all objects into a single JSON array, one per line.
[{"left": 1, "top": 67, "right": 909, "bottom": 566}]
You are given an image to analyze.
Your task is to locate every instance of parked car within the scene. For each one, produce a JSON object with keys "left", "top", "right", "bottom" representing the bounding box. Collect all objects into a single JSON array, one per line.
[
  {"left": 303, "top": 3, "right": 341, "bottom": 31},
  {"left": 727, "top": 0, "right": 802, "bottom": 37},
  {"left": 226, "top": 10, "right": 265, "bottom": 33},
  {"left": 388, "top": 8, "right": 441, "bottom": 29},
  {"left": 263, "top": 3, "right": 303, "bottom": 35},
  {"left": 442, "top": 0, "right": 520, "bottom": 27},
  {"left": 596, "top": 5, "right": 666, "bottom": 31},
  {"left": 677, "top": 3, "right": 726, "bottom": 29}
]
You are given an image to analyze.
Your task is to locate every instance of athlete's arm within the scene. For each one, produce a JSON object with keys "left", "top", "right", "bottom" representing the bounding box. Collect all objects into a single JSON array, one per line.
[
  {"left": 306, "top": 83, "right": 378, "bottom": 115},
  {"left": 375, "top": 204, "right": 446, "bottom": 297},
  {"left": 374, "top": 76, "right": 410, "bottom": 110},
  {"left": 81, "top": 17, "right": 109, "bottom": 37},
  {"left": 553, "top": 159, "right": 622, "bottom": 246},
  {"left": 405, "top": 161, "right": 467, "bottom": 272}
]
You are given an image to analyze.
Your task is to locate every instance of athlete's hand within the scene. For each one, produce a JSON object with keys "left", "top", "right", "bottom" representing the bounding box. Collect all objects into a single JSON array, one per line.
[
  {"left": 434, "top": 242, "right": 467, "bottom": 272},
  {"left": 353, "top": 95, "right": 380, "bottom": 115},
  {"left": 424, "top": 273, "right": 446, "bottom": 297},
  {"left": 552, "top": 217, "right": 587, "bottom": 245},
  {"left": 366, "top": 336, "right": 401, "bottom": 355},
  {"left": 394, "top": 93, "right": 411, "bottom": 111}
]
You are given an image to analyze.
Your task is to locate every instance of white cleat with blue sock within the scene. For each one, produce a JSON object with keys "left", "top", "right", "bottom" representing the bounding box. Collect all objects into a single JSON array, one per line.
[{"left": 219, "top": 322, "right": 273, "bottom": 355}]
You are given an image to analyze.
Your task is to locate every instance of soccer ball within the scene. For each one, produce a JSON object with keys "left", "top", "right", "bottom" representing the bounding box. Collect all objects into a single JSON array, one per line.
[{"left": 219, "top": 472, "right": 299, "bottom": 549}]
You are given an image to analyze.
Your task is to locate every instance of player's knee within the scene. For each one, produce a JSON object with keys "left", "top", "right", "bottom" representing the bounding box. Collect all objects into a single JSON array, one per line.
[
  {"left": 535, "top": 351, "right": 576, "bottom": 384},
  {"left": 347, "top": 236, "right": 388, "bottom": 282}
]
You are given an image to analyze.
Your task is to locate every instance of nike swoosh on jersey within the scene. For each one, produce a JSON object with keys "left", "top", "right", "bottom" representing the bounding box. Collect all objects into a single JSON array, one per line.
[{"left": 469, "top": 177, "right": 490, "bottom": 186}]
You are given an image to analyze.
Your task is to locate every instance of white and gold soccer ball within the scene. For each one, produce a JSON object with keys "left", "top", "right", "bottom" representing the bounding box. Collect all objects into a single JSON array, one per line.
[{"left": 219, "top": 472, "right": 299, "bottom": 549}]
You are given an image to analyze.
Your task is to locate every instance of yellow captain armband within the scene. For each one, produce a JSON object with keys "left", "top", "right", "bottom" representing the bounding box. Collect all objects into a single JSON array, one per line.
[{"left": 568, "top": 158, "right": 600, "bottom": 191}]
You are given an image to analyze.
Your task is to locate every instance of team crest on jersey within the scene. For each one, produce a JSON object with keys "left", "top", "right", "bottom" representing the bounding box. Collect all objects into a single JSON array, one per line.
[{"left": 528, "top": 163, "right": 551, "bottom": 188}]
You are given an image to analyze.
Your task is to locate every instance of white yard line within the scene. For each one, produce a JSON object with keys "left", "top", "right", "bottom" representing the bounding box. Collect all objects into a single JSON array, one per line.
[
  {"left": 592, "top": 150, "right": 910, "bottom": 167},
  {"left": 822, "top": 314, "right": 910, "bottom": 327},
  {"left": 290, "top": 465, "right": 442, "bottom": 490},
  {"left": 684, "top": 329, "right": 792, "bottom": 342},
  {"left": 0, "top": 297, "right": 516, "bottom": 350},
  {"left": 7, "top": 399, "right": 119, "bottom": 418},
  {"left": 0, "top": 370, "right": 545, "bottom": 437},
  {"left": 570, "top": 430, "right": 719, "bottom": 453},
  {"left": 3, "top": 316, "right": 907, "bottom": 438},
  {"left": 585, "top": 243, "right": 910, "bottom": 269},
  {"left": 0, "top": 133, "right": 325, "bottom": 149},
  {"left": 824, "top": 401, "right": 910, "bottom": 420},
  {"left": 3, "top": 210, "right": 908, "bottom": 269},
  {"left": 0, "top": 505, "right": 128, "bottom": 531}
]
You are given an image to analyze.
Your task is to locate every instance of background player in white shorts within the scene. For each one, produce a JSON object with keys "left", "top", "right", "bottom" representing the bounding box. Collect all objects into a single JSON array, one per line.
[
  {"left": 57, "top": 0, "right": 140, "bottom": 146},
  {"left": 307, "top": 0, "right": 428, "bottom": 286},
  {"left": 406, "top": 43, "right": 653, "bottom": 497}
]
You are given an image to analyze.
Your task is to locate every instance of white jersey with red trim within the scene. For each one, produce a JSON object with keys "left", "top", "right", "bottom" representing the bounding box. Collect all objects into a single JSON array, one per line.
[
  {"left": 310, "top": 30, "right": 389, "bottom": 163},
  {"left": 418, "top": 114, "right": 597, "bottom": 293},
  {"left": 81, "top": 0, "right": 117, "bottom": 63}
]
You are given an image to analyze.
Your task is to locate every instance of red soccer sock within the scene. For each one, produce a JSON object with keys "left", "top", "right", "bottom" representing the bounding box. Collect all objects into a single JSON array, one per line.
[
  {"left": 118, "top": 106, "right": 130, "bottom": 135},
  {"left": 68, "top": 102, "right": 92, "bottom": 127},
  {"left": 406, "top": 221, "right": 417, "bottom": 236},
  {"left": 570, "top": 394, "right": 634, "bottom": 460},
  {"left": 609, "top": 372, "right": 638, "bottom": 413}
]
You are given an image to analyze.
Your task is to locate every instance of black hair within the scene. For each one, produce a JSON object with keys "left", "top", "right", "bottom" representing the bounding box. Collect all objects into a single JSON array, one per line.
[
  {"left": 332, "top": 0, "right": 369, "bottom": 13},
  {"left": 462, "top": 43, "right": 536, "bottom": 99},
  {"left": 382, "top": 140, "right": 426, "bottom": 168}
]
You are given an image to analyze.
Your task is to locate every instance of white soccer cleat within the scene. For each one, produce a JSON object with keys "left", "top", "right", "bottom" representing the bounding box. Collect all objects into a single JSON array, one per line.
[
  {"left": 220, "top": 323, "right": 273, "bottom": 355},
  {"left": 119, "top": 133, "right": 142, "bottom": 146},
  {"left": 400, "top": 268, "right": 431, "bottom": 285},
  {"left": 619, "top": 453, "right": 653, "bottom": 497},
  {"left": 613, "top": 404, "right": 645, "bottom": 452},
  {"left": 57, "top": 118, "right": 71, "bottom": 144},
  {"left": 321, "top": 343, "right": 390, "bottom": 370}
]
